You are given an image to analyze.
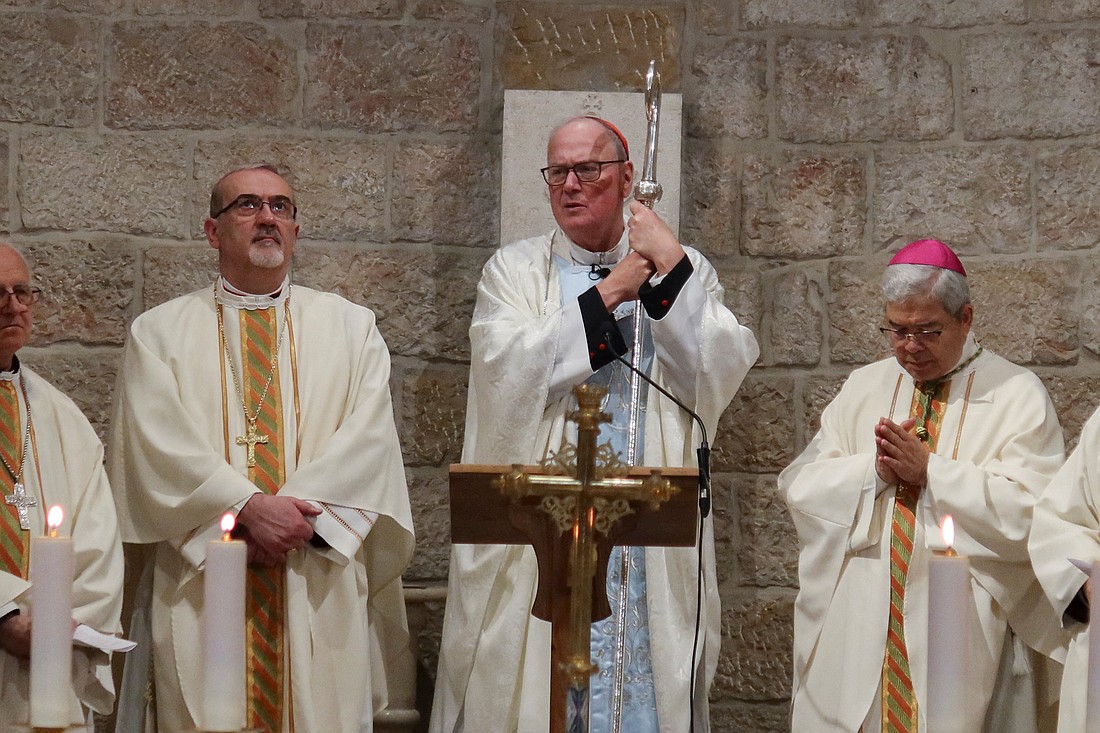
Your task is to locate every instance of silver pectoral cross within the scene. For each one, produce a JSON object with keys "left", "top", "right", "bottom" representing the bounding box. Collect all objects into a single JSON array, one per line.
[
  {"left": 4, "top": 482, "right": 36, "bottom": 530},
  {"left": 236, "top": 421, "right": 269, "bottom": 468}
]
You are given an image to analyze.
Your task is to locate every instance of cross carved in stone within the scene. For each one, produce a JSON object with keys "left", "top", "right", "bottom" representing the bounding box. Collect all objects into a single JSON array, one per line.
[
  {"left": 236, "top": 421, "right": 269, "bottom": 468},
  {"left": 4, "top": 482, "right": 36, "bottom": 530}
]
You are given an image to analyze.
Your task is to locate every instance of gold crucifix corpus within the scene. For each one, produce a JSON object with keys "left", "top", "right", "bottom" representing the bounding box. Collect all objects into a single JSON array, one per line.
[
  {"left": 236, "top": 420, "right": 269, "bottom": 468},
  {"left": 494, "top": 384, "right": 679, "bottom": 726}
]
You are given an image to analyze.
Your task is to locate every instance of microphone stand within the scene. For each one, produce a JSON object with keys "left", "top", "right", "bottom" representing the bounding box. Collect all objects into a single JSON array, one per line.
[
  {"left": 604, "top": 344, "right": 711, "bottom": 733},
  {"left": 605, "top": 346, "right": 711, "bottom": 518}
]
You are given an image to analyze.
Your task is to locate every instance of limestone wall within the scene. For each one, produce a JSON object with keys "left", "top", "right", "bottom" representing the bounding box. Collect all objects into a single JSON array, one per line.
[{"left": 4, "top": 1, "right": 1100, "bottom": 731}]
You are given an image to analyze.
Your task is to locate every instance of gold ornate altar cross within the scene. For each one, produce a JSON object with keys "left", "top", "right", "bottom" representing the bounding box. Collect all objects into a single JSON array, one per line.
[{"left": 449, "top": 384, "right": 699, "bottom": 732}]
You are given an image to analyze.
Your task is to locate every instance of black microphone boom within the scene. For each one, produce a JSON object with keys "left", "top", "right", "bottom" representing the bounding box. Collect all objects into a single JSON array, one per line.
[
  {"left": 605, "top": 329, "right": 710, "bottom": 732},
  {"left": 605, "top": 345, "right": 711, "bottom": 518}
]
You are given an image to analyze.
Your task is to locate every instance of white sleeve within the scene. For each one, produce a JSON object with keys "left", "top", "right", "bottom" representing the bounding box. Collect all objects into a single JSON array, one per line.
[{"left": 307, "top": 501, "right": 377, "bottom": 566}]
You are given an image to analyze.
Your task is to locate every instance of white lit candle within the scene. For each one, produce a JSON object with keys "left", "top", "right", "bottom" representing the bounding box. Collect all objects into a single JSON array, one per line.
[
  {"left": 927, "top": 515, "right": 972, "bottom": 733},
  {"left": 29, "top": 505, "right": 74, "bottom": 728},
  {"left": 1087, "top": 560, "right": 1100, "bottom": 730},
  {"left": 201, "top": 513, "right": 247, "bottom": 732}
]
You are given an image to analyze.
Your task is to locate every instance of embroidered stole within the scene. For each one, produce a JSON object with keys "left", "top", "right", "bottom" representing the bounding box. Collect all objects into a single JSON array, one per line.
[
  {"left": 241, "top": 307, "right": 288, "bottom": 733},
  {"left": 0, "top": 380, "right": 27, "bottom": 577},
  {"left": 882, "top": 379, "right": 950, "bottom": 733}
]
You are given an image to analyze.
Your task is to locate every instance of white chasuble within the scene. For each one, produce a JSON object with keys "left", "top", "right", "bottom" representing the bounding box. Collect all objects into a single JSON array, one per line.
[
  {"left": 109, "top": 281, "right": 414, "bottom": 733},
  {"left": 780, "top": 345, "right": 1069, "bottom": 732},
  {"left": 1029, "top": 405, "right": 1100, "bottom": 733},
  {"left": 0, "top": 366, "right": 123, "bottom": 732}
]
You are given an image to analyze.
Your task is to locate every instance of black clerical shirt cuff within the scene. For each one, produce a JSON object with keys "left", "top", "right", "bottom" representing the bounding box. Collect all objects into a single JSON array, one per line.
[
  {"left": 578, "top": 287, "right": 627, "bottom": 371},
  {"left": 1066, "top": 583, "right": 1090, "bottom": 626},
  {"left": 638, "top": 254, "right": 693, "bottom": 320}
]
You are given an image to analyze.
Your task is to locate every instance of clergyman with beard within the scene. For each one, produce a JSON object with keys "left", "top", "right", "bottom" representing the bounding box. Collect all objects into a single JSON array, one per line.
[{"left": 107, "top": 164, "right": 414, "bottom": 733}]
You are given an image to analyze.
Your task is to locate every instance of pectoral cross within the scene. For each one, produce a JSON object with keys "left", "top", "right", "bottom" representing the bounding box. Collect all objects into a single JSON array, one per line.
[
  {"left": 4, "top": 482, "right": 36, "bottom": 530},
  {"left": 236, "top": 420, "right": 269, "bottom": 468}
]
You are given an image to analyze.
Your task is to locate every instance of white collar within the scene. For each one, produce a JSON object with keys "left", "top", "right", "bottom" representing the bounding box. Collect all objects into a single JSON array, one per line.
[
  {"left": 0, "top": 356, "right": 21, "bottom": 383},
  {"left": 564, "top": 229, "right": 630, "bottom": 267},
  {"left": 953, "top": 332, "right": 980, "bottom": 369},
  {"left": 216, "top": 276, "right": 291, "bottom": 310}
]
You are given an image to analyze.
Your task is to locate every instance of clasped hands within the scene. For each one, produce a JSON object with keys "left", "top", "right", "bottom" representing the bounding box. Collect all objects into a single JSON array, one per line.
[
  {"left": 597, "top": 202, "right": 686, "bottom": 311},
  {"left": 235, "top": 493, "right": 321, "bottom": 566},
  {"left": 875, "top": 417, "right": 930, "bottom": 488}
]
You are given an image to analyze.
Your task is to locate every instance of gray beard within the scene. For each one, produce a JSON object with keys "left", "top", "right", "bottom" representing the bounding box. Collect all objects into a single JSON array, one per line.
[{"left": 250, "top": 246, "right": 284, "bottom": 270}]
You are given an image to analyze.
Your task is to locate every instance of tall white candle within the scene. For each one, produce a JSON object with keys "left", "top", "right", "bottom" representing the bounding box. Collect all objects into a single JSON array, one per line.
[
  {"left": 201, "top": 513, "right": 247, "bottom": 732},
  {"left": 927, "top": 515, "right": 971, "bottom": 733},
  {"left": 1087, "top": 560, "right": 1100, "bottom": 730},
  {"left": 29, "top": 505, "right": 74, "bottom": 728}
]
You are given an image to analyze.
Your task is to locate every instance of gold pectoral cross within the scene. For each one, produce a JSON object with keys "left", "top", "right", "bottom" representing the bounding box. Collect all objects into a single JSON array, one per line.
[{"left": 236, "top": 421, "right": 269, "bottom": 468}]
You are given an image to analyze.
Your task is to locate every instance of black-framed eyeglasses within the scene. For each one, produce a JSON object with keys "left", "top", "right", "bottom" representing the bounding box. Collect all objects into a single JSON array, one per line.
[
  {"left": 540, "top": 160, "right": 626, "bottom": 186},
  {"left": 880, "top": 327, "right": 943, "bottom": 345},
  {"left": 0, "top": 286, "right": 41, "bottom": 306},
  {"left": 213, "top": 194, "right": 297, "bottom": 221}
]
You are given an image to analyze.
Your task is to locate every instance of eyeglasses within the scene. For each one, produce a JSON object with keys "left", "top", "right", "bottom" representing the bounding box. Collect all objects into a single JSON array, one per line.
[
  {"left": 880, "top": 327, "right": 943, "bottom": 346},
  {"left": 0, "top": 286, "right": 41, "bottom": 306},
  {"left": 213, "top": 194, "right": 297, "bottom": 221},
  {"left": 540, "top": 160, "right": 626, "bottom": 186}
]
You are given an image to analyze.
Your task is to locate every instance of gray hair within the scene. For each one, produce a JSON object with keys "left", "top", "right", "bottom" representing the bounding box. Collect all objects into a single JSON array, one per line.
[
  {"left": 209, "top": 163, "right": 284, "bottom": 218},
  {"left": 0, "top": 243, "right": 31, "bottom": 278},
  {"left": 881, "top": 264, "right": 971, "bottom": 317},
  {"left": 547, "top": 117, "right": 628, "bottom": 161}
]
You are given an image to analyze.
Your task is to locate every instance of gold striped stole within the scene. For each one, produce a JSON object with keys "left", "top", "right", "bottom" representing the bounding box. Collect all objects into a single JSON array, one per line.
[
  {"left": 241, "top": 306, "right": 288, "bottom": 733},
  {"left": 0, "top": 380, "right": 26, "bottom": 577},
  {"left": 882, "top": 378, "right": 950, "bottom": 733}
]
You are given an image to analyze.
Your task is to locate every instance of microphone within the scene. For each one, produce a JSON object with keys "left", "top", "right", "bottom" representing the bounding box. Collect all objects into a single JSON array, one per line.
[
  {"left": 604, "top": 338, "right": 711, "bottom": 518},
  {"left": 588, "top": 263, "right": 611, "bottom": 281}
]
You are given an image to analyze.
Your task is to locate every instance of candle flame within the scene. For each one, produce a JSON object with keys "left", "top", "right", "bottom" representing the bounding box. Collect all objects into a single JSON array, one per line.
[
  {"left": 941, "top": 514, "right": 955, "bottom": 549},
  {"left": 220, "top": 513, "right": 236, "bottom": 539},
  {"left": 47, "top": 505, "right": 63, "bottom": 530}
]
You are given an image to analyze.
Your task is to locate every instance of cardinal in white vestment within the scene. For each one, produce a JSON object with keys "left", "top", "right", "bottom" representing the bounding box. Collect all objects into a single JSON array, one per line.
[
  {"left": 780, "top": 239, "right": 1069, "bottom": 733},
  {"left": 430, "top": 117, "right": 759, "bottom": 732},
  {"left": 0, "top": 243, "right": 123, "bottom": 732},
  {"left": 1028, "top": 400, "right": 1100, "bottom": 731},
  {"left": 108, "top": 165, "right": 414, "bottom": 733}
]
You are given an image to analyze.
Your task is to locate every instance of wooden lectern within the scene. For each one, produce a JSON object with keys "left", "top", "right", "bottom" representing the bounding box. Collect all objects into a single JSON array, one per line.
[{"left": 448, "top": 385, "right": 699, "bottom": 732}]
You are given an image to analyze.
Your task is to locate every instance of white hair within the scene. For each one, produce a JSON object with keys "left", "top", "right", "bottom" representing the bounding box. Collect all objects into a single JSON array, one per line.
[{"left": 881, "top": 264, "right": 970, "bottom": 316}]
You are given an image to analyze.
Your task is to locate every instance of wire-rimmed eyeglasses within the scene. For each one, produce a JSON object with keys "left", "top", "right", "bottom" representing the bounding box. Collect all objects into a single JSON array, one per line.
[
  {"left": 0, "top": 286, "right": 41, "bottom": 306},
  {"left": 879, "top": 327, "right": 943, "bottom": 346},
  {"left": 213, "top": 194, "right": 297, "bottom": 221}
]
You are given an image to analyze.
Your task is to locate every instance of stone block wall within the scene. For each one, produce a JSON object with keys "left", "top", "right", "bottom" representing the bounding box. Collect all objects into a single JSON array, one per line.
[{"left": 3, "top": 1, "right": 1100, "bottom": 731}]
